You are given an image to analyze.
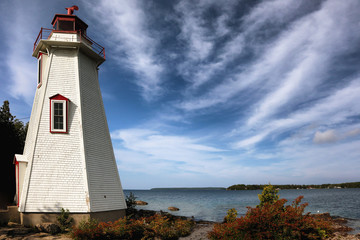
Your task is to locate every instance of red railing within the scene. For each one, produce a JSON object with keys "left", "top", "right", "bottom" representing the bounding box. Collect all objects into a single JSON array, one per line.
[
  {"left": 34, "top": 28, "right": 52, "bottom": 51},
  {"left": 33, "top": 27, "right": 105, "bottom": 59}
]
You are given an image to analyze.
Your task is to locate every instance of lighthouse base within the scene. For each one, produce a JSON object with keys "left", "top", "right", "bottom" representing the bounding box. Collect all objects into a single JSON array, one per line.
[{"left": 21, "top": 209, "right": 126, "bottom": 227}]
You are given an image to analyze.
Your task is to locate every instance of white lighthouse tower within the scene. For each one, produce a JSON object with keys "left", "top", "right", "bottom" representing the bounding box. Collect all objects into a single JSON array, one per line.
[{"left": 13, "top": 6, "right": 126, "bottom": 226}]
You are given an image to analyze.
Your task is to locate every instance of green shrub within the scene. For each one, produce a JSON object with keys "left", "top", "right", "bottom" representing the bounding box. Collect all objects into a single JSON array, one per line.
[
  {"left": 209, "top": 185, "right": 333, "bottom": 240},
  {"left": 125, "top": 192, "right": 137, "bottom": 215},
  {"left": 257, "top": 183, "right": 279, "bottom": 207},
  {"left": 224, "top": 208, "right": 237, "bottom": 223},
  {"left": 57, "top": 208, "right": 74, "bottom": 232}
]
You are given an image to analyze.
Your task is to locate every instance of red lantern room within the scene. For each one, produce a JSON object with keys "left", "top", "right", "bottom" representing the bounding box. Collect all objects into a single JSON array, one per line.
[
  {"left": 33, "top": 5, "right": 105, "bottom": 60},
  {"left": 51, "top": 5, "right": 88, "bottom": 34}
]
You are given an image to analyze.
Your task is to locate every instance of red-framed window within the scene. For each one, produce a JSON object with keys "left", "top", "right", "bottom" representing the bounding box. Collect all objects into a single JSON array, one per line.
[
  {"left": 53, "top": 17, "right": 75, "bottom": 31},
  {"left": 14, "top": 158, "right": 20, "bottom": 206},
  {"left": 49, "top": 94, "right": 69, "bottom": 133},
  {"left": 52, "top": 15, "right": 87, "bottom": 34},
  {"left": 37, "top": 53, "right": 43, "bottom": 88}
]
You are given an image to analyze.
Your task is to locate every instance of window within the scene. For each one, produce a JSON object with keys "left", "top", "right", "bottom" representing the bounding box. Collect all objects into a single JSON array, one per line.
[
  {"left": 53, "top": 18, "right": 75, "bottom": 31},
  {"left": 50, "top": 94, "right": 69, "bottom": 133},
  {"left": 58, "top": 20, "right": 74, "bottom": 31},
  {"left": 37, "top": 54, "right": 42, "bottom": 87},
  {"left": 53, "top": 102, "right": 64, "bottom": 130},
  {"left": 51, "top": 100, "right": 67, "bottom": 132}
]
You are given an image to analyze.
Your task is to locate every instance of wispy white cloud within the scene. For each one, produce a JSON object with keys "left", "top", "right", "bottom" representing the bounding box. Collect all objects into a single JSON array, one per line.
[
  {"left": 1, "top": 2, "right": 39, "bottom": 104},
  {"left": 112, "top": 128, "right": 223, "bottom": 154},
  {"left": 174, "top": 0, "right": 238, "bottom": 88},
  {"left": 178, "top": 0, "right": 360, "bottom": 113},
  {"left": 112, "top": 126, "right": 356, "bottom": 186},
  {"left": 278, "top": 139, "right": 360, "bottom": 182},
  {"left": 175, "top": 1, "right": 214, "bottom": 62},
  {"left": 175, "top": 0, "right": 360, "bottom": 154},
  {"left": 313, "top": 130, "right": 337, "bottom": 144},
  {"left": 174, "top": 0, "right": 311, "bottom": 95},
  {"left": 111, "top": 128, "right": 227, "bottom": 178},
  {"left": 345, "top": 129, "right": 360, "bottom": 138},
  {"left": 233, "top": 132, "right": 270, "bottom": 149},
  {"left": 246, "top": 0, "right": 360, "bottom": 126},
  {"left": 84, "top": 0, "right": 163, "bottom": 101},
  {"left": 313, "top": 127, "right": 360, "bottom": 144},
  {"left": 233, "top": 78, "right": 360, "bottom": 148}
]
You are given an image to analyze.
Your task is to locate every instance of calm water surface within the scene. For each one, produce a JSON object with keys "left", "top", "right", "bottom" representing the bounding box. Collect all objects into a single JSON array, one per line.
[{"left": 124, "top": 188, "right": 360, "bottom": 224}]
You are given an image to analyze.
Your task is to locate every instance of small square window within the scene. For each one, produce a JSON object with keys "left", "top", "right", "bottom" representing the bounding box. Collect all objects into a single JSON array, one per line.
[{"left": 58, "top": 20, "right": 74, "bottom": 31}]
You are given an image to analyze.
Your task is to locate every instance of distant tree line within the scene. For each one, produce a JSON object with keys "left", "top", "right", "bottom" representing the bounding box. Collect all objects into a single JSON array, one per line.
[
  {"left": 0, "top": 100, "right": 28, "bottom": 209},
  {"left": 227, "top": 182, "right": 360, "bottom": 191}
]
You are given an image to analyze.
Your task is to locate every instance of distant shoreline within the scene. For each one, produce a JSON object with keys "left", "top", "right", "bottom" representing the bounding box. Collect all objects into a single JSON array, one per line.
[
  {"left": 124, "top": 182, "right": 360, "bottom": 191},
  {"left": 227, "top": 182, "right": 360, "bottom": 190}
]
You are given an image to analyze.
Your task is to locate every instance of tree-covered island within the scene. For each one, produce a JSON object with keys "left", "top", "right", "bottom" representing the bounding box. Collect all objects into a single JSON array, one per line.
[{"left": 227, "top": 182, "right": 360, "bottom": 190}]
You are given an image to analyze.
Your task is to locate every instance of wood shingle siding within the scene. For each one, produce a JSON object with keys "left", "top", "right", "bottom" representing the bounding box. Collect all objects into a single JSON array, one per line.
[
  {"left": 19, "top": 45, "right": 125, "bottom": 213},
  {"left": 79, "top": 51, "right": 126, "bottom": 211}
]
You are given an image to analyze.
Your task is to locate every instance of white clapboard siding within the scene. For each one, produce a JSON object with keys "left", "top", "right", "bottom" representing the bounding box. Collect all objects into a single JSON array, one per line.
[
  {"left": 23, "top": 49, "right": 88, "bottom": 212},
  {"left": 20, "top": 52, "right": 53, "bottom": 212},
  {"left": 22, "top": 54, "right": 50, "bottom": 156},
  {"left": 20, "top": 42, "right": 126, "bottom": 213},
  {"left": 79, "top": 51, "right": 127, "bottom": 212}
]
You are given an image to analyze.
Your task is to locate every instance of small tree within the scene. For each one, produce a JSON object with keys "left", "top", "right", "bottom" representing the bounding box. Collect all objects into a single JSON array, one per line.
[
  {"left": 257, "top": 183, "right": 279, "bottom": 207},
  {"left": 57, "top": 208, "right": 74, "bottom": 232},
  {"left": 0, "top": 100, "right": 28, "bottom": 208},
  {"left": 223, "top": 208, "right": 237, "bottom": 223},
  {"left": 125, "top": 192, "right": 137, "bottom": 214}
]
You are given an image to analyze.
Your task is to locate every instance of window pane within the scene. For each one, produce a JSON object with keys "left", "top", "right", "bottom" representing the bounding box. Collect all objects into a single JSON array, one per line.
[
  {"left": 53, "top": 102, "right": 64, "bottom": 130},
  {"left": 54, "top": 116, "right": 63, "bottom": 129},
  {"left": 38, "top": 57, "right": 42, "bottom": 85},
  {"left": 54, "top": 103, "right": 63, "bottom": 112},
  {"left": 58, "top": 20, "right": 74, "bottom": 31}
]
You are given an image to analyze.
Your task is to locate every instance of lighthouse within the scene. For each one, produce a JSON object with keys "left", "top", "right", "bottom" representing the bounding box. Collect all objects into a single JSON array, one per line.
[{"left": 13, "top": 6, "right": 127, "bottom": 226}]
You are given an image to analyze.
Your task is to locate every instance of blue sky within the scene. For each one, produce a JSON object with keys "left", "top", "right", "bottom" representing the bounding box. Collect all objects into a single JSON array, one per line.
[{"left": 1, "top": 0, "right": 360, "bottom": 189}]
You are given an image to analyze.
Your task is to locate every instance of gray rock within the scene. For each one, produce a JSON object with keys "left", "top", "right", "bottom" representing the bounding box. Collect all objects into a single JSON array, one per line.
[
  {"left": 35, "top": 223, "right": 61, "bottom": 234},
  {"left": 168, "top": 207, "right": 180, "bottom": 211},
  {"left": 135, "top": 200, "right": 148, "bottom": 205}
]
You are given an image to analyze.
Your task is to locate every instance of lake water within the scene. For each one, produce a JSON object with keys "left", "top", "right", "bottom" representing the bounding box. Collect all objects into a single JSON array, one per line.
[{"left": 124, "top": 188, "right": 360, "bottom": 232}]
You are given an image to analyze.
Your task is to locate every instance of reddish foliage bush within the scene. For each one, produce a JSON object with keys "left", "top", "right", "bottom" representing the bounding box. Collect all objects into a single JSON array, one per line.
[
  {"left": 71, "top": 214, "right": 194, "bottom": 240},
  {"left": 209, "top": 196, "right": 333, "bottom": 240}
]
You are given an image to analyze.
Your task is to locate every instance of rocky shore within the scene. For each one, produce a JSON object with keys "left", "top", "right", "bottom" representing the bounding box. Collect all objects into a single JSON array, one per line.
[
  {"left": 314, "top": 213, "right": 360, "bottom": 240},
  {"left": 180, "top": 213, "right": 360, "bottom": 240},
  {"left": 0, "top": 222, "right": 71, "bottom": 239},
  {"left": 0, "top": 211, "right": 359, "bottom": 239}
]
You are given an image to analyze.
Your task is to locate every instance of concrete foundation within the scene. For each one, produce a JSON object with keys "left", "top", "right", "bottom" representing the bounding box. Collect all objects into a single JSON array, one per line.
[
  {"left": 0, "top": 206, "right": 20, "bottom": 224},
  {"left": 21, "top": 209, "right": 126, "bottom": 227}
]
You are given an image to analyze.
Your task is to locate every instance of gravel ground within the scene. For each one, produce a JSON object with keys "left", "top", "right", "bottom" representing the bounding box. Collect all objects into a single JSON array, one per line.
[
  {"left": 179, "top": 223, "right": 360, "bottom": 240},
  {"left": 0, "top": 225, "right": 71, "bottom": 240},
  {"left": 180, "top": 222, "right": 215, "bottom": 240}
]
